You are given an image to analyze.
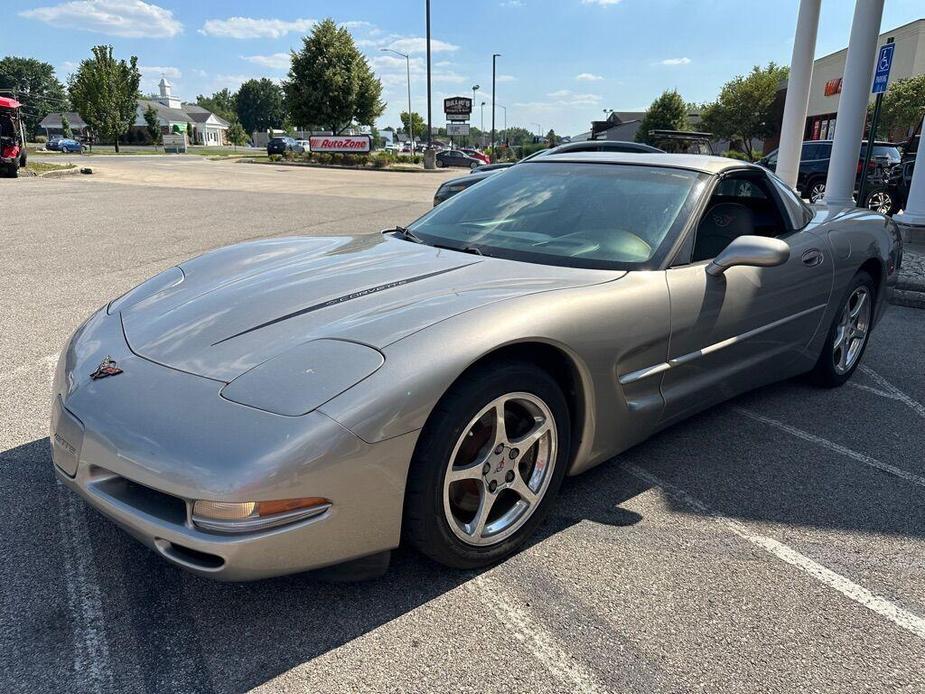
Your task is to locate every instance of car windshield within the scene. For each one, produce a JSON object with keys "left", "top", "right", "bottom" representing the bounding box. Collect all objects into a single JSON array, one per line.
[{"left": 409, "top": 162, "right": 706, "bottom": 269}]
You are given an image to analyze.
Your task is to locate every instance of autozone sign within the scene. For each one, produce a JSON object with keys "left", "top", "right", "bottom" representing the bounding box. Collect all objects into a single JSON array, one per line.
[{"left": 309, "top": 135, "right": 371, "bottom": 153}]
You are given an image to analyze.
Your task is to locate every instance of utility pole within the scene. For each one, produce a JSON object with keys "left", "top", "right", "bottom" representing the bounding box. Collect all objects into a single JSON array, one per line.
[
  {"left": 425, "top": 0, "right": 432, "bottom": 147},
  {"left": 491, "top": 53, "right": 500, "bottom": 161}
]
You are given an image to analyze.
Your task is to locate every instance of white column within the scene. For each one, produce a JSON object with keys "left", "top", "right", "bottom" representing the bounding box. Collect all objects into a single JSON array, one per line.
[
  {"left": 894, "top": 114, "right": 925, "bottom": 226},
  {"left": 823, "top": 0, "right": 884, "bottom": 207},
  {"left": 776, "top": 0, "right": 821, "bottom": 190}
]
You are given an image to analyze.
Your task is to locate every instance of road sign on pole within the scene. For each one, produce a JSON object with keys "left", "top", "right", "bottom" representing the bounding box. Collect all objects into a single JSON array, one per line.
[{"left": 872, "top": 42, "right": 894, "bottom": 94}]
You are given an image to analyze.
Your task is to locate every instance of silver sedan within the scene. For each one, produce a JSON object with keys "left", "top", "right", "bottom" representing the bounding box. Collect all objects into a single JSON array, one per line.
[{"left": 51, "top": 153, "right": 902, "bottom": 580}]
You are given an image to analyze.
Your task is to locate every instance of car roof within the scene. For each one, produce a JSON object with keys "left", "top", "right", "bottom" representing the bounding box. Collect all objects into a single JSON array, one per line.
[{"left": 533, "top": 151, "right": 756, "bottom": 174}]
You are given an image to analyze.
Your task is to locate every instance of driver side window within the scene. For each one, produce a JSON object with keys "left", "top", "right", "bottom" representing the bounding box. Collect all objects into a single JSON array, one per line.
[{"left": 689, "top": 174, "right": 789, "bottom": 263}]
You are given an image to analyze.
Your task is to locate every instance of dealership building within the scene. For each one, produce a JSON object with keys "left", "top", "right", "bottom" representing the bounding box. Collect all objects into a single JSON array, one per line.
[{"left": 803, "top": 17, "right": 924, "bottom": 141}]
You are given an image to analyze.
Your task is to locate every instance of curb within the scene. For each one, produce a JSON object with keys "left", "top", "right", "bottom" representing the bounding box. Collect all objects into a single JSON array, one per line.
[
  {"left": 889, "top": 288, "right": 925, "bottom": 309},
  {"left": 239, "top": 159, "right": 448, "bottom": 174},
  {"left": 37, "top": 166, "right": 80, "bottom": 178}
]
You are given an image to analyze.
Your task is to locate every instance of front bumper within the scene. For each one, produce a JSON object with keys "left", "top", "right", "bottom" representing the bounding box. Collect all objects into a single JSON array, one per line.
[{"left": 51, "top": 308, "right": 418, "bottom": 580}]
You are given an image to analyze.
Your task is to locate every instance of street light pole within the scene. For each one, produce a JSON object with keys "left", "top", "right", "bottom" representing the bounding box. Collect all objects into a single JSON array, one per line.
[
  {"left": 491, "top": 53, "right": 500, "bottom": 160},
  {"left": 531, "top": 122, "right": 541, "bottom": 138},
  {"left": 471, "top": 85, "right": 479, "bottom": 147},
  {"left": 380, "top": 48, "right": 413, "bottom": 151},
  {"left": 425, "top": 0, "right": 432, "bottom": 148},
  {"left": 480, "top": 101, "right": 485, "bottom": 136}
]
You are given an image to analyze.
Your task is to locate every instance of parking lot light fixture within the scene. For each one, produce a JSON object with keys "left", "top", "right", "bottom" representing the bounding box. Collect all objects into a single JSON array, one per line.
[{"left": 381, "top": 47, "right": 414, "bottom": 151}]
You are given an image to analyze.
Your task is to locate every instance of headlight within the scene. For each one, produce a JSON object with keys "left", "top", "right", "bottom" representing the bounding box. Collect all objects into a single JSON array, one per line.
[
  {"left": 107, "top": 266, "right": 184, "bottom": 314},
  {"left": 192, "top": 497, "right": 331, "bottom": 533},
  {"left": 220, "top": 339, "right": 384, "bottom": 416}
]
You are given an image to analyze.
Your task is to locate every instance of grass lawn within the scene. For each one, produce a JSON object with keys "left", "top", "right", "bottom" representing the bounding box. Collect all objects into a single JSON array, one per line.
[{"left": 25, "top": 161, "right": 76, "bottom": 175}]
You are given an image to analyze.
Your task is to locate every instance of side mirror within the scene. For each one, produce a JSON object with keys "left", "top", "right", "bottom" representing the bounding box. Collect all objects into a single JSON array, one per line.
[{"left": 706, "top": 235, "right": 790, "bottom": 276}]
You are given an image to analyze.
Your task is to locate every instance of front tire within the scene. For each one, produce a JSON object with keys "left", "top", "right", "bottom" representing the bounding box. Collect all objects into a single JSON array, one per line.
[
  {"left": 863, "top": 186, "right": 894, "bottom": 215},
  {"left": 806, "top": 178, "right": 826, "bottom": 203},
  {"left": 404, "top": 360, "right": 570, "bottom": 569},
  {"left": 809, "top": 271, "right": 875, "bottom": 387},
  {"left": 435, "top": 159, "right": 444, "bottom": 168}
]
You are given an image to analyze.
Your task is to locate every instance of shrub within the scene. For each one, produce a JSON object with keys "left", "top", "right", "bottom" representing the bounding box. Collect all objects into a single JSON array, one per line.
[
  {"left": 34, "top": 135, "right": 47, "bottom": 144},
  {"left": 721, "top": 150, "right": 750, "bottom": 161}
]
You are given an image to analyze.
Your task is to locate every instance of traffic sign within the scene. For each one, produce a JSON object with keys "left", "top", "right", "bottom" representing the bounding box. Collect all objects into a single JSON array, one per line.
[{"left": 872, "top": 43, "right": 894, "bottom": 94}]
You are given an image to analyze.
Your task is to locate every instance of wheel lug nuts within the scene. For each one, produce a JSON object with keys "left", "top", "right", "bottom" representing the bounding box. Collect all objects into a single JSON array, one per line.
[
  {"left": 509, "top": 448, "right": 519, "bottom": 459},
  {"left": 488, "top": 480, "right": 498, "bottom": 493},
  {"left": 482, "top": 463, "right": 491, "bottom": 475},
  {"left": 494, "top": 444, "right": 504, "bottom": 455},
  {"left": 505, "top": 470, "right": 515, "bottom": 483}
]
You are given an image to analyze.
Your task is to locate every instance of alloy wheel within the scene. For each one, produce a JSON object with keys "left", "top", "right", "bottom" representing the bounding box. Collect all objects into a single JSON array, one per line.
[
  {"left": 810, "top": 182, "right": 826, "bottom": 203},
  {"left": 833, "top": 286, "right": 871, "bottom": 375},
  {"left": 442, "top": 392, "right": 557, "bottom": 547},
  {"left": 865, "top": 190, "right": 893, "bottom": 214}
]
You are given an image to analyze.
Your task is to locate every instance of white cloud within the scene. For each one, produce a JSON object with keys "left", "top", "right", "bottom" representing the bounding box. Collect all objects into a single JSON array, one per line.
[
  {"left": 139, "top": 65, "right": 182, "bottom": 79},
  {"left": 496, "top": 74, "right": 516, "bottom": 82},
  {"left": 581, "top": 0, "right": 622, "bottom": 5},
  {"left": 660, "top": 57, "right": 692, "bottom": 65},
  {"left": 501, "top": 0, "right": 525, "bottom": 6},
  {"left": 200, "top": 16, "right": 315, "bottom": 39},
  {"left": 517, "top": 89, "right": 601, "bottom": 109},
  {"left": 242, "top": 53, "right": 291, "bottom": 70},
  {"left": 576, "top": 72, "right": 603, "bottom": 81},
  {"left": 386, "top": 37, "right": 459, "bottom": 54},
  {"left": 20, "top": 0, "right": 181, "bottom": 37}
]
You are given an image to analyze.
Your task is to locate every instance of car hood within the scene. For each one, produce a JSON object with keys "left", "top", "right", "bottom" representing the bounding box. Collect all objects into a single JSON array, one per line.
[{"left": 119, "top": 234, "right": 623, "bottom": 382}]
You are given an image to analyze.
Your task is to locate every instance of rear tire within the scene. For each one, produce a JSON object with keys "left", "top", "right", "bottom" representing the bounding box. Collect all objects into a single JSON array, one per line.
[
  {"left": 404, "top": 360, "right": 570, "bottom": 569},
  {"left": 862, "top": 186, "right": 894, "bottom": 215},
  {"left": 436, "top": 159, "right": 444, "bottom": 167},
  {"left": 809, "top": 270, "right": 875, "bottom": 388},
  {"left": 1, "top": 164, "right": 17, "bottom": 178},
  {"left": 805, "top": 177, "right": 826, "bottom": 203}
]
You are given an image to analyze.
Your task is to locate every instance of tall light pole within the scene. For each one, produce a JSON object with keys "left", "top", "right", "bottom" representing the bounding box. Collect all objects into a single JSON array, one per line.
[
  {"left": 425, "top": 0, "right": 432, "bottom": 148},
  {"left": 471, "top": 85, "right": 480, "bottom": 147},
  {"left": 381, "top": 48, "right": 413, "bottom": 151},
  {"left": 480, "top": 101, "right": 486, "bottom": 135},
  {"left": 496, "top": 104, "right": 507, "bottom": 143},
  {"left": 491, "top": 53, "right": 500, "bottom": 160},
  {"left": 531, "top": 122, "right": 541, "bottom": 138}
]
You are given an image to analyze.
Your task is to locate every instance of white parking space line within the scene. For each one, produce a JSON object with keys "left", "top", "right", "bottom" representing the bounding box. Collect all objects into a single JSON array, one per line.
[
  {"left": 56, "top": 483, "right": 113, "bottom": 692},
  {"left": 625, "top": 463, "right": 925, "bottom": 641},
  {"left": 0, "top": 352, "right": 59, "bottom": 388},
  {"left": 732, "top": 407, "right": 925, "bottom": 489},
  {"left": 847, "top": 382, "right": 902, "bottom": 400},
  {"left": 469, "top": 575, "right": 607, "bottom": 694},
  {"left": 858, "top": 364, "right": 925, "bottom": 419}
]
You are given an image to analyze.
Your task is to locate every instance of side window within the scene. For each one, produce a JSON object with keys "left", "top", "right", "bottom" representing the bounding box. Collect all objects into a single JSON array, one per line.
[
  {"left": 689, "top": 174, "right": 789, "bottom": 263},
  {"left": 768, "top": 174, "right": 814, "bottom": 229},
  {"left": 802, "top": 143, "right": 819, "bottom": 160}
]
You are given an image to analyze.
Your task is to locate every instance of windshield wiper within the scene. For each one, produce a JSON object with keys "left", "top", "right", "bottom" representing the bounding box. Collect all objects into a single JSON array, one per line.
[
  {"left": 382, "top": 225, "right": 424, "bottom": 243},
  {"left": 432, "top": 243, "right": 485, "bottom": 256}
]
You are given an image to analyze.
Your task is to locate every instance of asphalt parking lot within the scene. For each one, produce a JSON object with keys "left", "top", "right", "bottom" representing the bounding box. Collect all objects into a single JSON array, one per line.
[{"left": 2, "top": 157, "right": 924, "bottom": 693}]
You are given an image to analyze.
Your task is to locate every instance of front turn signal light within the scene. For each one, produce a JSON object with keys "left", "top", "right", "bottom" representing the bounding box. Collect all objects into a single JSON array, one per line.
[{"left": 192, "top": 497, "right": 331, "bottom": 534}]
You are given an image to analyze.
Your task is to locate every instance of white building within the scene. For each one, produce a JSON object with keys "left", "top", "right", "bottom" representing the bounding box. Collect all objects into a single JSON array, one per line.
[{"left": 134, "top": 77, "right": 229, "bottom": 146}]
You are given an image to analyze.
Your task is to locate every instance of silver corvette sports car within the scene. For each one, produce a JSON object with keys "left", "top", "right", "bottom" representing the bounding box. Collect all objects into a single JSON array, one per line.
[{"left": 52, "top": 153, "right": 901, "bottom": 580}]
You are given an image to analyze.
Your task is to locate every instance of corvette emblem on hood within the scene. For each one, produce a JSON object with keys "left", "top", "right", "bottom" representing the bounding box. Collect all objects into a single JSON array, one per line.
[{"left": 90, "top": 356, "right": 123, "bottom": 380}]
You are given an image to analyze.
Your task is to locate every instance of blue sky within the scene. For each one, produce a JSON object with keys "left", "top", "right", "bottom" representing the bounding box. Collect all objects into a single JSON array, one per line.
[{"left": 4, "top": 0, "right": 923, "bottom": 136}]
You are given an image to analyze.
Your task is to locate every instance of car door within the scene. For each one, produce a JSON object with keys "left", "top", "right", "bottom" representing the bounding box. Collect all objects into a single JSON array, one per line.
[{"left": 658, "top": 170, "right": 832, "bottom": 425}]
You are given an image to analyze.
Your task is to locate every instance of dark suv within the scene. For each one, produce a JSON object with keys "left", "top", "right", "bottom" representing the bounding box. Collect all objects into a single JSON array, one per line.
[
  {"left": 267, "top": 137, "right": 297, "bottom": 155},
  {"left": 759, "top": 140, "right": 901, "bottom": 202}
]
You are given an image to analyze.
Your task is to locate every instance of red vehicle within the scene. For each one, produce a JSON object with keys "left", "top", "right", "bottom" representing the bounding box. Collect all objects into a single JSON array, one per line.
[
  {"left": 0, "top": 96, "right": 27, "bottom": 178},
  {"left": 461, "top": 148, "right": 490, "bottom": 165}
]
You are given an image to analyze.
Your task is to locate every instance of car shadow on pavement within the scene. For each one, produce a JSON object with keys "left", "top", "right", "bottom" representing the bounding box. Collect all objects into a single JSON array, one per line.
[{"left": 4, "top": 380, "right": 923, "bottom": 694}]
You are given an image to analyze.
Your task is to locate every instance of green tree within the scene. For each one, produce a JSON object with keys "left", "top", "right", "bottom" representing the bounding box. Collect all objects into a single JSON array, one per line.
[
  {"left": 226, "top": 117, "right": 248, "bottom": 147},
  {"left": 546, "top": 129, "right": 558, "bottom": 146},
  {"left": 68, "top": 45, "right": 140, "bottom": 153},
  {"left": 877, "top": 75, "right": 925, "bottom": 140},
  {"left": 143, "top": 104, "right": 161, "bottom": 146},
  {"left": 699, "top": 62, "right": 788, "bottom": 159},
  {"left": 196, "top": 88, "right": 236, "bottom": 122},
  {"left": 187, "top": 120, "right": 195, "bottom": 144},
  {"left": 0, "top": 56, "right": 68, "bottom": 138},
  {"left": 235, "top": 78, "right": 285, "bottom": 134},
  {"left": 504, "top": 126, "right": 532, "bottom": 146},
  {"left": 399, "top": 111, "right": 425, "bottom": 140},
  {"left": 636, "top": 89, "right": 689, "bottom": 145},
  {"left": 284, "top": 18, "right": 385, "bottom": 133},
  {"left": 60, "top": 113, "right": 73, "bottom": 139}
]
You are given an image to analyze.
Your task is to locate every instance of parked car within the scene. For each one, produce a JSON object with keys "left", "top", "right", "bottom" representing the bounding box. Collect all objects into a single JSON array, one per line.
[
  {"left": 293, "top": 140, "right": 310, "bottom": 154},
  {"left": 877, "top": 120, "right": 921, "bottom": 215},
  {"left": 435, "top": 149, "right": 483, "bottom": 169},
  {"left": 460, "top": 148, "right": 490, "bottom": 165},
  {"left": 267, "top": 137, "right": 297, "bottom": 155},
  {"left": 758, "top": 140, "right": 901, "bottom": 203},
  {"left": 46, "top": 135, "right": 63, "bottom": 151},
  {"left": 437, "top": 140, "right": 666, "bottom": 205},
  {"left": 51, "top": 153, "right": 901, "bottom": 579},
  {"left": 57, "top": 138, "right": 85, "bottom": 153}
]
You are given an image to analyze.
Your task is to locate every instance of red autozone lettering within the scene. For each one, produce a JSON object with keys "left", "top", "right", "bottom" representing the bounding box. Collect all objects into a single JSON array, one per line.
[{"left": 309, "top": 136, "right": 371, "bottom": 153}]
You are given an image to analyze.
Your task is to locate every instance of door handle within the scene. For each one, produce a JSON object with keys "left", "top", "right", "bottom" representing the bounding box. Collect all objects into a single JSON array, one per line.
[{"left": 801, "top": 249, "right": 824, "bottom": 267}]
